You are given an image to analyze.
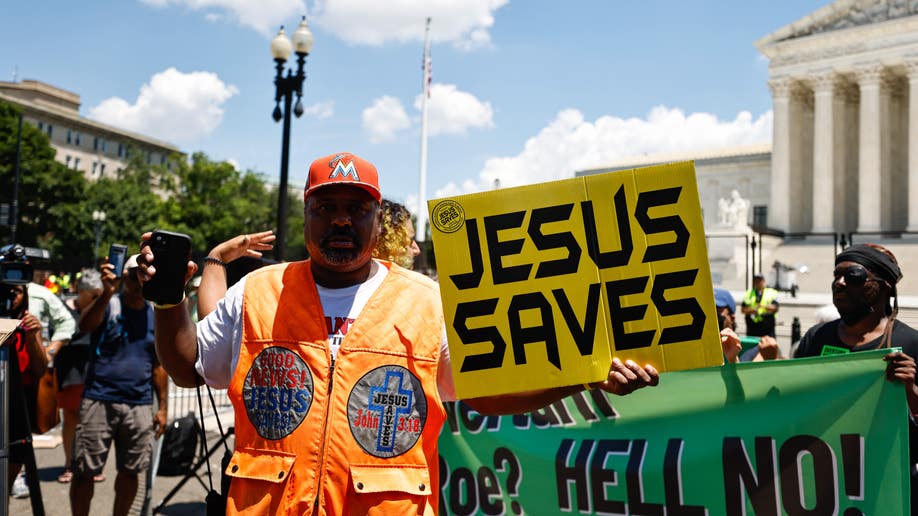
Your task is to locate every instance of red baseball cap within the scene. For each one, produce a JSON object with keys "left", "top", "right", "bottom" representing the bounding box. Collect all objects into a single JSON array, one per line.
[{"left": 304, "top": 152, "right": 381, "bottom": 202}]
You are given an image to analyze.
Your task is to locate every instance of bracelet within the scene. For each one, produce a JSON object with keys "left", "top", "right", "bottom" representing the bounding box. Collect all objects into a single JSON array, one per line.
[
  {"left": 203, "top": 256, "right": 227, "bottom": 268},
  {"left": 154, "top": 294, "right": 186, "bottom": 310}
]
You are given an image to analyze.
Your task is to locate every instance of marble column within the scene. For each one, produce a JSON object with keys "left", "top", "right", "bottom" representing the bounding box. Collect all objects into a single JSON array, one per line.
[
  {"left": 769, "top": 78, "right": 792, "bottom": 231},
  {"left": 811, "top": 72, "right": 836, "bottom": 233},
  {"left": 907, "top": 60, "right": 918, "bottom": 231},
  {"left": 856, "top": 65, "right": 884, "bottom": 233}
]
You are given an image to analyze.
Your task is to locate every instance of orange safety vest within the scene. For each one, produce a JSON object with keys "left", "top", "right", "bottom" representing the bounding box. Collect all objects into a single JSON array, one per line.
[{"left": 226, "top": 260, "right": 446, "bottom": 515}]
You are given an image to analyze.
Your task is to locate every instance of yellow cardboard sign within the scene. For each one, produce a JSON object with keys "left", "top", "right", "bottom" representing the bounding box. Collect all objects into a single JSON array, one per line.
[{"left": 428, "top": 161, "right": 722, "bottom": 398}]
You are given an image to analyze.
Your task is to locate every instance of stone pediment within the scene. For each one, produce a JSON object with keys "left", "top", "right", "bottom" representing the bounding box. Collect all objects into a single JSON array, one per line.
[{"left": 759, "top": 0, "right": 918, "bottom": 46}]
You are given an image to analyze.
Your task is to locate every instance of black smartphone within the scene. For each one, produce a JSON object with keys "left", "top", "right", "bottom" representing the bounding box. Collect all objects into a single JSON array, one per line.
[
  {"left": 142, "top": 230, "right": 192, "bottom": 305},
  {"left": 108, "top": 244, "right": 128, "bottom": 278}
]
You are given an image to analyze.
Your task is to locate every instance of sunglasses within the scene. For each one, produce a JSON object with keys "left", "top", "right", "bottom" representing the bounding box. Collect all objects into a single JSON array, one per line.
[{"left": 833, "top": 265, "right": 879, "bottom": 287}]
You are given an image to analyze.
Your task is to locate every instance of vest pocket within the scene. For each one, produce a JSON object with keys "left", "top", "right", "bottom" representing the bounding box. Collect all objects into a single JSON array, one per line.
[
  {"left": 349, "top": 464, "right": 434, "bottom": 515},
  {"left": 225, "top": 448, "right": 296, "bottom": 513}
]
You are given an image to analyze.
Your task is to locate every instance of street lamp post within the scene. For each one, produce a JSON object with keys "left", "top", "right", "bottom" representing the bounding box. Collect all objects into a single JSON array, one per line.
[
  {"left": 270, "top": 16, "right": 313, "bottom": 262},
  {"left": 92, "top": 210, "right": 106, "bottom": 260}
]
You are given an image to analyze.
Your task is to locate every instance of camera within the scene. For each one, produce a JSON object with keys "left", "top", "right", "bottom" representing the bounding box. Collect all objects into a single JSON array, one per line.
[{"left": 0, "top": 244, "right": 34, "bottom": 318}]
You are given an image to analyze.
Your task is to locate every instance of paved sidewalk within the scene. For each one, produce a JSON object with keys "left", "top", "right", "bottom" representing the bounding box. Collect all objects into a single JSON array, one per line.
[{"left": 9, "top": 422, "right": 234, "bottom": 516}]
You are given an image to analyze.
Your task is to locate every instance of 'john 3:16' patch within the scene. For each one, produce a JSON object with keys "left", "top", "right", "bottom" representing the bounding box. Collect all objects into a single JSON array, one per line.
[{"left": 347, "top": 365, "right": 428, "bottom": 458}]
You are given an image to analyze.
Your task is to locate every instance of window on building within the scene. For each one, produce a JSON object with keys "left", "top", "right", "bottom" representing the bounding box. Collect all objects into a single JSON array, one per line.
[
  {"left": 101, "top": 139, "right": 106, "bottom": 152},
  {"left": 73, "top": 157, "right": 80, "bottom": 170},
  {"left": 753, "top": 205, "right": 768, "bottom": 228},
  {"left": 37, "top": 121, "right": 44, "bottom": 131},
  {"left": 146, "top": 152, "right": 152, "bottom": 165},
  {"left": 67, "top": 129, "right": 72, "bottom": 144},
  {"left": 46, "top": 124, "right": 53, "bottom": 138},
  {"left": 93, "top": 137, "right": 98, "bottom": 151},
  {"left": 75, "top": 132, "right": 81, "bottom": 146},
  {"left": 92, "top": 161, "right": 98, "bottom": 176},
  {"left": 65, "top": 155, "right": 71, "bottom": 166},
  {"left": 100, "top": 164, "right": 106, "bottom": 177},
  {"left": 117, "top": 143, "right": 125, "bottom": 158},
  {"left": 160, "top": 155, "right": 166, "bottom": 165}
]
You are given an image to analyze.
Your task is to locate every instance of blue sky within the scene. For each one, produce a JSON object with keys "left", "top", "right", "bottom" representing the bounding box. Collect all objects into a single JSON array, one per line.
[{"left": 2, "top": 0, "right": 829, "bottom": 214}]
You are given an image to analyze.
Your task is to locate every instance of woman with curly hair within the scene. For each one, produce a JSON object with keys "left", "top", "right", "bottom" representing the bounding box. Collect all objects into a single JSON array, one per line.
[{"left": 373, "top": 199, "right": 420, "bottom": 269}]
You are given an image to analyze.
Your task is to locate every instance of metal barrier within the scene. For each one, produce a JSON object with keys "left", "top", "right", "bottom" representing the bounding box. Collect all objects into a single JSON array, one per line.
[{"left": 166, "top": 380, "right": 232, "bottom": 422}]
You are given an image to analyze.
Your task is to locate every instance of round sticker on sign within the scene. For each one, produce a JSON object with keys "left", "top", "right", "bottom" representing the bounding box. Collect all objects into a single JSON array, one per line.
[
  {"left": 347, "top": 365, "right": 427, "bottom": 458},
  {"left": 431, "top": 200, "right": 465, "bottom": 234},
  {"left": 243, "top": 346, "right": 314, "bottom": 440}
]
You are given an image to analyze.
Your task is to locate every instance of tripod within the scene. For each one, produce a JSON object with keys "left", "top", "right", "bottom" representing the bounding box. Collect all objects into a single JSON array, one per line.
[
  {"left": 152, "top": 385, "right": 233, "bottom": 515},
  {"left": 1, "top": 321, "right": 45, "bottom": 516}
]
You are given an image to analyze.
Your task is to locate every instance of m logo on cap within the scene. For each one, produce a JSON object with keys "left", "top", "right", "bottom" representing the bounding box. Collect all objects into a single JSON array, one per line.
[{"left": 328, "top": 154, "right": 360, "bottom": 181}]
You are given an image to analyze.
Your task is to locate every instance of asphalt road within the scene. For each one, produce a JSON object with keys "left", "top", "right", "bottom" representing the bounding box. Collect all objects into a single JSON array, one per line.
[{"left": 8, "top": 425, "right": 234, "bottom": 516}]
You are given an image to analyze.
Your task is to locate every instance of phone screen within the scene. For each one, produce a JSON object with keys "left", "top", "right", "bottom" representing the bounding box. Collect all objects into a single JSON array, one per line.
[{"left": 108, "top": 244, "right": 128, "bottom": 278}]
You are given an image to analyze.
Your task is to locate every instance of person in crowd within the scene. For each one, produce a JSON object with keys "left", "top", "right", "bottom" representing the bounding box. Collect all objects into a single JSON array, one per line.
[
  {"left": 139, "top": 151, "right": 659, "bottom": 514},
  {"left": 792, "top": 243, "right": 918, "bottom": 503},
  {"left": 27, "top": 279, "right": 76, "bottom": 359},
  {"left": 54, "top": 268, "right": 103, "bottom": 484},
  {"left": 69, "top": 255, "right": 168, "bottom": 516},
  {"left": 10, "top": 277, "right": 77, "bottom": 498},
  {"left": 716, "top": 287, "right": 780, "bottom": 363},
  {"left": 374, "top": 198, "right": 421, "bottom": 269},
  {"left": 741, "top": 273, "right": 779, "bottom": 337},
  {"left": 4, "top": 281, "right": 45, "bottom": 500}
]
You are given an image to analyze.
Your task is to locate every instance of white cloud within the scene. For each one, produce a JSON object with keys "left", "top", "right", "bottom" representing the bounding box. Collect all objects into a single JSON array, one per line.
[
  {"left": 311, "top": 0, "right": 508, "bottom": 48},
  {"left": 89, "top": 67, "right": 238, "bottom": 144},
  {"left": 362, "top": 96, "right": 411, "bottom": 143},
  {"left": 226, "top": 158, "right": 240, "bottom": 169},
  {"left": 139, "top": 0, "right": 304, "bottom": 36},
  {"left": 302, "top": 100, "right": 334, "bottom": 119},
  {"left": 415, "top": 83, "right": 493, "bottom": 136},
  {"left": 433, "top": 106, "right": 773, "bottom": 198}
]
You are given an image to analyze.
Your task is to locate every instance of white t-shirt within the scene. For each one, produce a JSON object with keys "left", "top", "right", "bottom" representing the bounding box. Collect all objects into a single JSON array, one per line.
[{"left": 195, "top": 261, "right": 456, "bottom": 401}]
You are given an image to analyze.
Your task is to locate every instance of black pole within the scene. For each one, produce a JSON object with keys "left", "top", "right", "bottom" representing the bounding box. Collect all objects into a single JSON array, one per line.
[
  {"left": 11, "top": 113, "right": 23, "bottom": 243},
  {"left": 276, "top": 82, "right": 293, "bottom": 262}
]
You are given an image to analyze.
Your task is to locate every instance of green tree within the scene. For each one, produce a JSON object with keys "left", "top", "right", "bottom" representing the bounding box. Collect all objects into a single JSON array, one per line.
[
  {"left": 160, "top": 152, "right": 278, "bottom": 256},
  {"left": 0, "top": 100, "right": 89, "bottom": 261}
]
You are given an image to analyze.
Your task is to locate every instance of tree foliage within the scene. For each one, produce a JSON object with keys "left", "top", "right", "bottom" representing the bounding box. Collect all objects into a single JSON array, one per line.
[{"left": 0, "top": 100, "right": 308, "bottom": 269}]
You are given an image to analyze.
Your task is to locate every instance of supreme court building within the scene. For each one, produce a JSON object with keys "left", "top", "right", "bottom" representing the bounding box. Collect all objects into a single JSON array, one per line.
[{"left": 581, "top": 0, "right": 918, "bottom": 237}]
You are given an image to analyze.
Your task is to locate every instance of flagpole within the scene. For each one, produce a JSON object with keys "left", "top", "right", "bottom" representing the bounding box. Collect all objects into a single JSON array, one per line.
[{"left": 416, "top": 17, "right": 431, "bottom": 250}]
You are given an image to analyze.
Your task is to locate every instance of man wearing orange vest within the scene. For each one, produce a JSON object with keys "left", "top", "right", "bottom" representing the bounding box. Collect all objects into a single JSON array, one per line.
[{"left": 138, "top": 152, "right": 659, "bottom": 515}]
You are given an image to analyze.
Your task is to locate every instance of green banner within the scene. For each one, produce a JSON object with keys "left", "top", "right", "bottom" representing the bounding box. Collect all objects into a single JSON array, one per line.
[{"left": 437, "top": 350, "right": 909, "bottom": 515}]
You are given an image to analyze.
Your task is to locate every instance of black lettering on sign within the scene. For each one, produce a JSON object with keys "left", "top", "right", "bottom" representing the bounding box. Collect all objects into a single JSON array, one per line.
[
  {"left": 556, "top": 439, "right": 595, "bottom": 513},
  {"left": 582, "top": 185, "right": 633, "bottom": 269},
  {"left": 636, "top": 187, "right": 690, "bottom": 262},
  {"left": 552, "top": 283, "right": 601, "bottom": 356},
  {"left": 449, "top": 466, "right": 478, "bottom": 515},
  {"left": 626, "top": 439, "right": 664, "bottom": 515},
  {"left": 592, "top": 439, "right": 630, "bottom": 514},
  {"left": 605, "top": 277, "right": 655, "bottom": 350},
  {"left": 779, "top": 435, "right": 836, "bottom": 515},
  {"left": 454, "top": 299, "right": 506, "bottom": 373},
  {"left": 528, "top": 203, "right": 580, "bottom": 279},
  {"left": 652, "top": 269, "right": 706, "bottom": 344},
  {"left": 477, "top": 465, "right": 503, "bottom": 515},
  {"left": 722, "top": 436, "right": 779, "bottom": 516},
  {"left": 663, "top": 439, "right": 706, "bottom": 515},
  {"left": 508, "top": 292, "right": 560, "bottom": 369},
  {"left": 493, "top": 447, "right": 523, "bottom": 515},
  {"left": 485, "top": 211, "right": 532, "bottom": 285},
  {"left": 450, "top": 219, "right": 484, "bottom": 290}
]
